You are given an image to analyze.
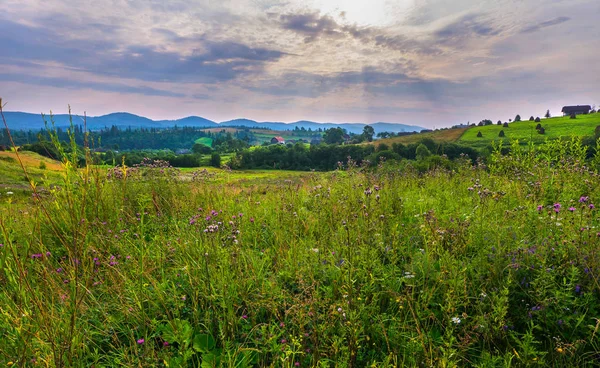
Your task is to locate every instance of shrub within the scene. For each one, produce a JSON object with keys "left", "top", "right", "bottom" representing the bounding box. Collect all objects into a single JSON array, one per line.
[
  {"left": 515, "top": 114, "right": 521, "bottom": 122},
  {"left": 537, "top": 127, "right": 545, "bottom": 134},
  {"left": 210, "top": 152, "right": 221, "bottom": 167},
  {"left": 415, "top": 143, "right": 431, "bottom": 160},
  {"left": 477, "top": 131, "right": 483, "bottom": 138},
  {"left": 535, "top": 117, "right": 541, "bottom": 122},
  {"left": 497, "top": 120, "right": 502, "bottom": 125},
  {"left": 498, "top": 130, "right": 505, "bottom": 137},
  {"left": 529, "top": 116, "right": 535, "bottom": 121},
  {"left": 570, "top": 113, "right": 577, "bottom": 119},
  {"left": 503, "top": 122, "right": 509, "bottom": 128}
]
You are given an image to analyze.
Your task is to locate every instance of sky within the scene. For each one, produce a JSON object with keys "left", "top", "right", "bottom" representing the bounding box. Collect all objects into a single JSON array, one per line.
[{"left": 0, "top": 0, "right": 599, "bottom": 128}]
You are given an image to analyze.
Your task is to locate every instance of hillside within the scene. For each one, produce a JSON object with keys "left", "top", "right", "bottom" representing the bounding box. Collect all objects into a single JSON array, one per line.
[
  {"left": 369, "top": 128, "right": 469, "bottom": 147},
  {"left": 459, "top": 114, "right": 600, "bottom": 148},
  {"left": 0, "top": 150, "right": 63, "bottom": 191}
]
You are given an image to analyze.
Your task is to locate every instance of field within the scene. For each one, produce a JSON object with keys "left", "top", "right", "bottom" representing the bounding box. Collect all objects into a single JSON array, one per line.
[
  {"left": 194, "top": 137, "right": 214, "bottom": 147},
  {"left": 1, "top": 137, "right": 600, "bottom": 366},
  {"left": 370, "top": 114, "right": 600, "bottom": 150},
  {"left": 370, "top": 128, "right": 468, "bottom": 147},
  {"left": 0, "top": 150, "right": 63, "bottom": 193},
  {"left": 459, "top": 114, "right": 600, "bottom": 149}
]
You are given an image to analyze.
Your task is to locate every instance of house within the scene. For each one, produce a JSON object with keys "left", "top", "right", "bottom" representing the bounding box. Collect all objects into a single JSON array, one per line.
[
  {"left": 562, "top": 105, "right": 591, "bottom": 116},
  {"left": 271, "top": 136, "right": 285, "bottom": 144}
]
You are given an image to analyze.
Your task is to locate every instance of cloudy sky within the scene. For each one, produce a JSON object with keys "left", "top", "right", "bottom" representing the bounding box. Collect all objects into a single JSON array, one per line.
[{"left": 1, "top": 0, "right": 599, "bottom": 127}]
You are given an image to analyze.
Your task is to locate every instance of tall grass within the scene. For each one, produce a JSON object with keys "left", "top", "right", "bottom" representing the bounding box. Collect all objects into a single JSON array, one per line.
[{"left": 1, "top": 107, "right": 600, "bottom": 366}]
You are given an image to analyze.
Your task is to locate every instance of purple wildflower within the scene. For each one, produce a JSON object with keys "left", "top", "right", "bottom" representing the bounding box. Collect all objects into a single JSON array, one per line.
[
  {"left": 590, "top": 204, "right": 595, "bottom": 210},
  {"left": 242, "top": 315, "right": 248, "bottom": 319},
  {"left": 537, "top": 205, "right": 543, "bottom": 211},
  {"left": 163, "top": 341, "right": 169, "bottom": 347},
  {"left": 553, "top": 203, "right": 561, "bottom": 212},
  {"left": 137, "top": 338, "right": 145, "bottom": 344},
  {"left": 575, "top": 285, "right": 581, "bottom": 293},
  {"left": 580, "top": 196, "right": 589, "bottom": 203},
  {"left": 569, "top": 206, "right": 576, "bottom": 212}
]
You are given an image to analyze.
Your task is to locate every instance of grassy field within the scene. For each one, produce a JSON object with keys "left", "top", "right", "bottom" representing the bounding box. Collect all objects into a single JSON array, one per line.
[
  {"left": 194, "top": 137, "right": 214, "bottom": 147},
  {"left": 1, "top": 137, "right": 600, "bottom": 366},
  {"left": 0, "top": 150, "right": 63, "bottom": 195},
  {"left": 371, "top": 128, "right": 468, "bottom": 147},
  {"left": 459, "top": 114, "right": 600, "bottom": 148}
]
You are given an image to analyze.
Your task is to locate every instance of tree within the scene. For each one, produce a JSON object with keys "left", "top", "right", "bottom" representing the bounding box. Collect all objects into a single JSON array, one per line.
[
  {"left": 362, "top": 125, "right": 375, "bottom": 142},
  {"left": 323, "top": 128, "right": 345, "bottom": 145},
  {"left": 210, "top": 152, "right": 221, "bottom": 167},
  {"left": 537, "top": 127, "right": 545, "bottom": 134},
  {"left": 529, "top": 116, "right": 535, "bottom": 121},
  {"left": 545, "top": 110, "right": 551, "bottom": 118},
  {"left": 415, "top": 143, "right": 431, "bottom": 160},
  {"left": 514, "top": 115, "right": 521, "bottom": 122},
  {"left": 497, "top": 120, "right": 502, "bottom": 125},
  {"left": 499, "top": 130, "right": 505, "bottom": 137},
  {"left": 476, "top": 131, "right": 483, "bottom": 137},
  {"left": 503, "top": 122, "right": 509, "bottom": 128},
  {"left": 192, "top": 143, "right": 212, "bottom": 155},
  {"left": 535, "top": 117, "right": 541, "bottom": 122}
]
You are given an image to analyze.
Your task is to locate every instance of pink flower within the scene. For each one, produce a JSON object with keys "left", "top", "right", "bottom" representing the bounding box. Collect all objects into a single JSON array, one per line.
[{"left": 137, "top": 338, "right": 145, "bottom": 344}]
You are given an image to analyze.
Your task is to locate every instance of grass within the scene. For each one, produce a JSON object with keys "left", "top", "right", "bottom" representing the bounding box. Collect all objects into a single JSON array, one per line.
[
  {"left": 194, "top": 137, "right": 213, "bottom": 147},
  {"left": 459, "top": 114, "right": 600, "bottom": 149},
  {"left": 371, "top": 128, "right": 468, "bottom": 147},
  {"left": 0, "top": 150, "right": 63, "bottom": 196},
  {"left": 1, "top": 136, "right": 600, "bottom": 366}
]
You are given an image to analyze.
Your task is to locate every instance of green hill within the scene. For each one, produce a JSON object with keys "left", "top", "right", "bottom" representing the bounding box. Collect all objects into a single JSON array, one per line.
[{"left": 460, "top": 113, "right": 600, "bottom": 148}]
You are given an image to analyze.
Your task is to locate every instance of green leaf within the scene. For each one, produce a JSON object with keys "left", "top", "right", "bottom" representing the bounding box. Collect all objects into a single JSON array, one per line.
[{"left": 193, "top": 334, "right": 216, "bottom": 352}]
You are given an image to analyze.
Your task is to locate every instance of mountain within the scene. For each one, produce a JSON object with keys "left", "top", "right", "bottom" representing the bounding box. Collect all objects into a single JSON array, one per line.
[{"left": 2, "top": 111, "right": 425, "bottom": 133}]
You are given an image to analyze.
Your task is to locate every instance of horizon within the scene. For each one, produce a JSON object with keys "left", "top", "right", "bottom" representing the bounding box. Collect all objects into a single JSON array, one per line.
[{"left": 1, "top": 0, "right": 599, "bottom": 128}]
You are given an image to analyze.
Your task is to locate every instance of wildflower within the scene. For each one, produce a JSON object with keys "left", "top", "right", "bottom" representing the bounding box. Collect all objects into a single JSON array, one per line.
[
  {"left": 553, "top": 203, "right": 561, "bottom": 213},
  {"left": 242, "top": 315, "right": 248, "bottom": 319},
  {"left": 451, "top": 317, "right": 461, "bottom": 324},
  {"left": 163, "top": 341, "right": 169, "bottom": 347},
  {"left": 137, "top": 338, "right": 145, "bottom": 344},
  {"left": 31, "top": 253, "right": 43, "bottom": 259},
  {"left": 568, "top": 206, "right": 576, "bottom": 212},
  {"left": 536, "top": 205, "right": 543, "bottom": 211},
  {"left": 281, "top": 339, "right": 287, "bottom": 344},
  {"left": 6, "top": 191, "right": 13, "bottom": 195},
  {"left": 575, "top": 285, "right": 581, "bottom": 293},
  {"left": 580, "top": 196, "right": 589, "bottom": 203},
  {"left": 403, "top": 272, "right": 415, "bottom": 279},
  {"left": 590, "top": 204, "right": 595, "bottom": 210},
  {"left": 337, "top": 307, "right": 343, "bottom": 313},
  {"left": 280, "top": 322, "right": 285, "bottom": 328}
]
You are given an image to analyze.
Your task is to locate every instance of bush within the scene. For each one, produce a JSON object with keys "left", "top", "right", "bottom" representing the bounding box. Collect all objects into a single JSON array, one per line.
[
  {"left": 499, "top": 130, "right": 505, "bottom": 137},
  {"left": 515, "top": 114, "right": 521, "bottom": 122},
  {"left": 503, "top": 122, "right": 509, "bottom": 128},
  {"left": 497, "top": 120, "right": 502, "bottom": 125},
  {"left": 477, "top": 131, "right": 483, "bottom": 138},
  {"left": 535, "top": 117, "right": 541, "bottom": 122},
  {"left": 537, "top": 127, "right": 545, "bottom": 134},
  {"left": 529, "top": 116, "right": 535, "bottom": 121},
  {"left": 570, "top": 113, "right": 577, "bottom": 119},
  {"left": 415, "top": 143, "right": 431, "bottom": 160},
  {"left": 210, "top": 152, "right": 221, "bottom": 168}
]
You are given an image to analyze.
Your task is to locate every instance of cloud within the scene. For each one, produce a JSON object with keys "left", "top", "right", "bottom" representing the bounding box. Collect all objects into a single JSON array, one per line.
[
  {"left": 521, "top": 16, "right": 571, "bottom": 34},
  {"left": 0, "top": 72, "right": 186, "bottom": 98},
  {"left": 278, "top": 11, "right": 343, "bottom": 42},
  {"left": 0, "top": 19, "right": 287, "bottom": 84},
  {"left": 433, "top": 13, "right": 502, "bottom": 45}
]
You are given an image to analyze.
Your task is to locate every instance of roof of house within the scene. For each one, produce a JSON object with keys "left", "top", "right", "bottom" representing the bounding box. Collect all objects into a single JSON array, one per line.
[
  {"left": 272, "top": 136, "right": 285, "bottom": 142},
  {"left": 562, "top": 105, "right": 591, "bottom": 113}
]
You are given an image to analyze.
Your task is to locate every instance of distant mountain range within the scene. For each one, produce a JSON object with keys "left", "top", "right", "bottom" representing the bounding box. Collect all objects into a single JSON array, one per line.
[{"left": 1, "top": 111, "right": 426, "bottom": 134}]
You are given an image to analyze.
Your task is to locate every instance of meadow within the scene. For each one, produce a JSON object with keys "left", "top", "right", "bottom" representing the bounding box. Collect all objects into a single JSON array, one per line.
[{"left": 1, "top": 134, "right": 600, "bottom": 367}]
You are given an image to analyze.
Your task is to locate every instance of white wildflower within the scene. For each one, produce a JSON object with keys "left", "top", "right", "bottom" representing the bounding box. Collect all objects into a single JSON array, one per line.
[{"left": 451, "top": 317, "right": 461, "bottom": 324}]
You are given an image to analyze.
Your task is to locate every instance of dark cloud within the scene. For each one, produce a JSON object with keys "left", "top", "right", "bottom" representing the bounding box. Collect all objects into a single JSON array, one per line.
[
  {"left": 0, "top": 19, "right": 286, "bottom": 84},
  {"left": 278, "top": 11, "right": 344, "bottom": 42},
  {"left": 433, "top": 14, "right": 502, "bottom": 45},
  {"left": 0, "top": 72, "right": 185, "bottom": 97},
  {"left": 521, "top": 16, "right": 571, "bottom": 34}
]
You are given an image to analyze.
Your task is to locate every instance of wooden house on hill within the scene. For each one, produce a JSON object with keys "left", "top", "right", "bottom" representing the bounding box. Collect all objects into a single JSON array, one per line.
[{"left": 561, "top": 105, "right": 591, "bottom": 116}]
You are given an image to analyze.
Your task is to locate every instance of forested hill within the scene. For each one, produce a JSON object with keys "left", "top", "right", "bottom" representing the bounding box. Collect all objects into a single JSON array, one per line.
[{"left": 2, "top": 111, "right": 425, "bottom": 134}]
